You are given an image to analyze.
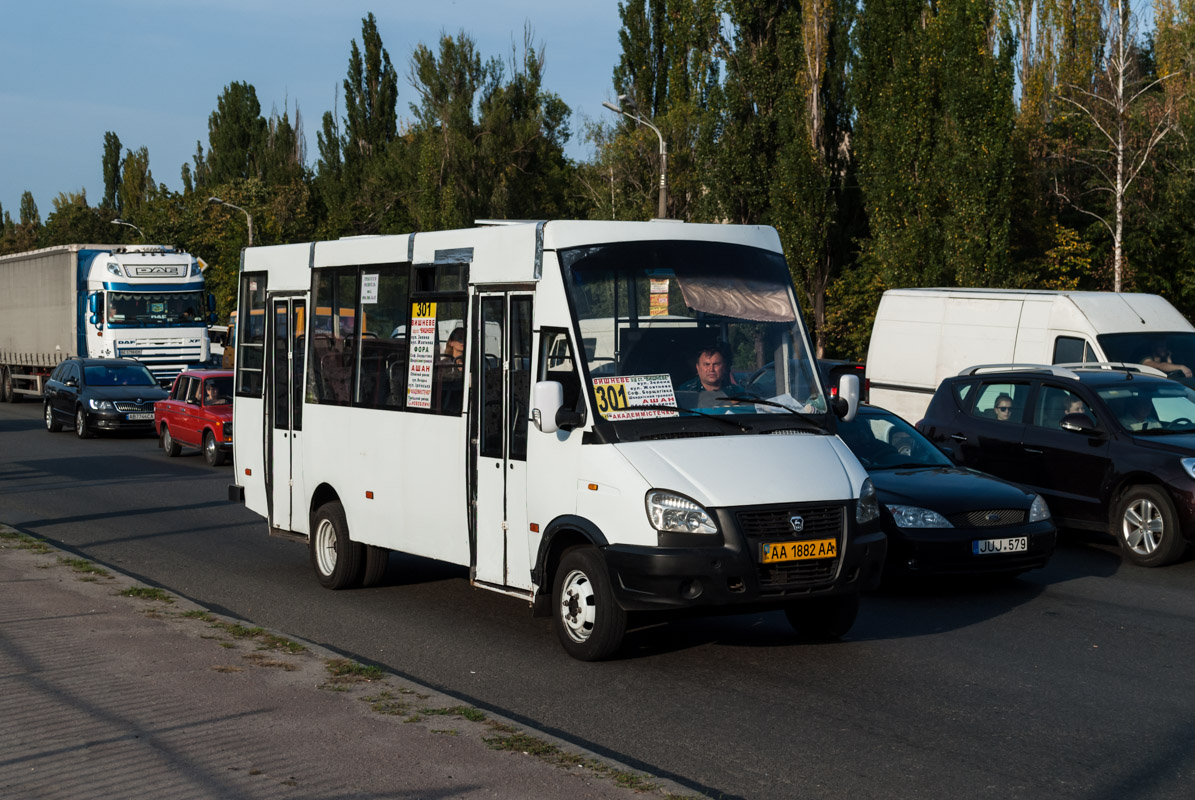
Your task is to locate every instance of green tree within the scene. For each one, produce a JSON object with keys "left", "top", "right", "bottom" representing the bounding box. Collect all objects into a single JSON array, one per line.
[
  {"left": 102, "top": 132, "right": 122, "bottom": 212},
  {"left": 118, "top": 147, "right": 156, "bottom": 224},
  {"left": 206, "top": 81, "right": 268, "bottom": 185},
  {"left": 585, "top": 0, "right": 720, "bottom": 221}
]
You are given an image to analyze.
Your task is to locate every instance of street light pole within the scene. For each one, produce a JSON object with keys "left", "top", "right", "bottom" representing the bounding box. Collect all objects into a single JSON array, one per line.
[
  {"left": 110, "top": 218, "right": 146, "bottom": 241},
  {"left": 207, "top": 196, "right": 254, "bottom": 247},
  {"left": 602, "top": 95, "right": 668, "bottom": 219}
]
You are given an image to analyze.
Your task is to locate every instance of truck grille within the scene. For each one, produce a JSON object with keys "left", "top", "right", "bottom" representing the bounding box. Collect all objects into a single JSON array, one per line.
[{"left": 735, "top": 503, "right": 845, "bottom": 592}]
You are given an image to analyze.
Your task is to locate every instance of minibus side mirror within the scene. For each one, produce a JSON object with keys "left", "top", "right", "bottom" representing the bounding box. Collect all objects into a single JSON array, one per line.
[
  {"left": 532, "top": 381, "right": 564, "bottom": 434},
  {"left": 88, "top": 294, "right": 98, "bottom": 313},
  {"left": 834, "top": 374, "right": 860, "bottom": 422}
]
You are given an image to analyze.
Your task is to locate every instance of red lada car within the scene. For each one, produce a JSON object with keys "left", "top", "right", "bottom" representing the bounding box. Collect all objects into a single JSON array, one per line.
[{"left": 155, "top": 370, "right": 233, "bottom": 466}]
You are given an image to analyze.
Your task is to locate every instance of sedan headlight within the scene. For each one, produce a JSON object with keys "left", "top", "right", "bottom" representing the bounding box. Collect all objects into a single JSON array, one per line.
[
  {"left": 645, "top": 490, "right": 718, "bottom": 534},
  {"left": 886, "top": 504, "right": 953, "bottom": 528},
  {"left": 856, "top": 477, "right": 880, "bottom": 524},
  {"left": 1028, "top": 494, "right": 1051, "bottom": 523},
  {"left": 1181, "top": 458, "right": 1195, "bottom": 481},
  {"left": 88, "top": 398, "right": 115, "bottom": 411}
]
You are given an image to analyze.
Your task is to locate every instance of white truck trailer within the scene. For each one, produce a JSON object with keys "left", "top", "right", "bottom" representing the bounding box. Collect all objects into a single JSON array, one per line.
[{"left": 0, "top": 244, "right": 213, "bottom": 400}]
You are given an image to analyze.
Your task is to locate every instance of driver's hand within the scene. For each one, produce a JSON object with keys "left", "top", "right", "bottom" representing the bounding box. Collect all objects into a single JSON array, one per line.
[{"left": 1184, "top": 367, "right": 1193, "bottom": 378}]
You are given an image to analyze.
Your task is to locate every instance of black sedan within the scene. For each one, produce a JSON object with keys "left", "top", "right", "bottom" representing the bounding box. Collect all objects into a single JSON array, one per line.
[
  {"left": 44, "top": 358, "right": 168, "bottom": 439},
  {"left": 837, "top": 405, "right": 1057, "bottom": 578}
]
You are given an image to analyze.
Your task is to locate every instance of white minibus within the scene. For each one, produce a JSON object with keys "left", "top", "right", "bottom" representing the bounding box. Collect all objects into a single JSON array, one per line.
[
  {"left": 867, "top": 288, "right": 1195, "bottom": 423},
  {"left": 228, "top": 220, "right": 886, "bottom": 660}
]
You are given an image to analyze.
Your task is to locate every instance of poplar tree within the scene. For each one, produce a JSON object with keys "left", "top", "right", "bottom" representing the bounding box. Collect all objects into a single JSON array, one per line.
[
  {"left": 206, "top": 81, "right": 268, "bottom": 185},
  {"left": 102, "top": 132, "right": 122, "bottom": 212}
]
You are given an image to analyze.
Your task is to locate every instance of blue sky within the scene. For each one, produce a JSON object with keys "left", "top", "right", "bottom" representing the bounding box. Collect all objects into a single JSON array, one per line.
[{"left": 0, "top": 1, "right": 623, "bottom": 221}]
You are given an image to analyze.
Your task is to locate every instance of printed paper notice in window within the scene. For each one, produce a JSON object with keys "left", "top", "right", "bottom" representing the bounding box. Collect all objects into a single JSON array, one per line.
[
  {"left": 406, "top": 301, "right": 437, "bottom": 409},
  {"left": 592, "top": 374, "right": 679, "bottom": 420}
]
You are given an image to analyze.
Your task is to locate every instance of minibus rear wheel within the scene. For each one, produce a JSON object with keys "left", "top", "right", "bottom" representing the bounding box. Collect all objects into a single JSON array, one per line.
[
  {"left": 784, "top": 593, "right": 859, "bottom": 641},
  {"left": 310, "top": 501, "right": 365, "bottom": 589},
  {"left": 553, "top": 546, "right": 626, "bottom": 661}
]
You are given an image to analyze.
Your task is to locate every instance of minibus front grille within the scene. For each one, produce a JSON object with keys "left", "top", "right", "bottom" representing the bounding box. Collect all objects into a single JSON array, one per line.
[
  {"left": 758, "top": 560, "right": 838, "bottom": 589},
  {"left": 736, "top": 505, "right": 843, "bottom": 538},
  {"left": 734, "top": 503, "right": 845, "bottom": 592}
]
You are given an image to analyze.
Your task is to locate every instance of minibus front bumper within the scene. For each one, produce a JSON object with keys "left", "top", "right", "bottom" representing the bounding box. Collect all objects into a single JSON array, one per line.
[{"left": 601, "top": 510, "right": 886, "bottom": 612}]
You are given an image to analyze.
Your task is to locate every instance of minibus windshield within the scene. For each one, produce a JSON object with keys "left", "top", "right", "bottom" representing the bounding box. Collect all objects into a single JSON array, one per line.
[{"left": 561, "top": 240, "right": 826, "bottom": 423}]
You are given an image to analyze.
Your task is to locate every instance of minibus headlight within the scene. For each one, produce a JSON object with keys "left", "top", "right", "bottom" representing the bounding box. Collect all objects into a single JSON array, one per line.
[
  {"left": 886, "top": 504, "right": 953, "bottom": 528},
  {"left": 645, "top": 491, "right": 718, "bottom": 534},
  {"left": 856, "top": 478, "right": 880, "bottom": 524},
  {"left": 1028, "top": 494, "right": 1051, "bottom": 523}
]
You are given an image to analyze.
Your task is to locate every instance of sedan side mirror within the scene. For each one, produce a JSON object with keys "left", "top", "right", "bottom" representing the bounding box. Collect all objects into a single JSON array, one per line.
[
  {"left": 64, "top": 378, "right": 78, "bottom": 388},
  {"left": 1060, "top": 412, "right": 1101, "bottom": 436}
]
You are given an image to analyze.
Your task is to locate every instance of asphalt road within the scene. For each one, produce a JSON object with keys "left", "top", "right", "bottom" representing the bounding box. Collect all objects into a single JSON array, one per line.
[{"left": 3, "top": 399, "right": 1194, "bottom": 799}]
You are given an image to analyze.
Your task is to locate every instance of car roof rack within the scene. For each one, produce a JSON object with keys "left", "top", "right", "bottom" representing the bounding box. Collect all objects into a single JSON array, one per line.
[
  {"left": 957, "top": 364, "right": 1079, "bottom": 378},
  {"left": 1056, "top": 361, "right": 1168, "bottom": 377},
  {"left": 957, "top": 362, "right": 1168, "bottom": 379}
]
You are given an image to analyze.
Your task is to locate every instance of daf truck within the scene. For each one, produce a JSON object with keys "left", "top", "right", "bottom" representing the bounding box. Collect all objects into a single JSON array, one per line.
[{"left": 0, "top": 243, "right": 213, "bottom": 400}]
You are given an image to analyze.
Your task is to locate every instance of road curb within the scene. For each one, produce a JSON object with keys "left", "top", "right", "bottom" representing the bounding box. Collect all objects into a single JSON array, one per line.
[{"left": 0, "top": 522, "right": 703, "bottom": 799}]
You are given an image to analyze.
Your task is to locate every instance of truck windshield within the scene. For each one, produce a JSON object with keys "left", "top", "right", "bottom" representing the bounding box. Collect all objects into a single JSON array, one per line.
[
  {"left": 1097, "top": 332, "right": 1195, "bottom": 380},
  {"left": 107, "top": 291, "right": 205, "bottom": 327},
  {"left": 560, "top": 240, "right": 825, "bottom": 423}
]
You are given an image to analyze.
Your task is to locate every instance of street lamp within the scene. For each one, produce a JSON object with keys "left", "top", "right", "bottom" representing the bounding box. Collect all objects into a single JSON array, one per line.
[
  {"left": 602, "top": 94, "right": 668, "bottom": 219},
  {"left": 111, "top": 218, "right": 146, "bottom": 241},
  {"left": 207, "top": 196, "right": 254, "bottom": 247}
]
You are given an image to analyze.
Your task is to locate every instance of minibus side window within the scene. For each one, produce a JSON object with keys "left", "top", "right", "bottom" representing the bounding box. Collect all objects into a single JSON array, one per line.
[
  {"left": 539, "top": 328, "right": 584, "bottom": 414},
  {"left": 509, "top": 296, "right": 533, "bottom": 461},
  {"left": 236, "top": 272, "right": 267, "bottom": 397},
  {"left": 356, "top": 264, "right": 410, "bottom": 410},
  {"left": 306, "top": 267, "right": 357, "bottom": 406}
]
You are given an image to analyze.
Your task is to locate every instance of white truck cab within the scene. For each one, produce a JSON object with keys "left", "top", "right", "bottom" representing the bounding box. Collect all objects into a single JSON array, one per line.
[{"left": 229, "top": 221, "right": 885, "bottom": 660}]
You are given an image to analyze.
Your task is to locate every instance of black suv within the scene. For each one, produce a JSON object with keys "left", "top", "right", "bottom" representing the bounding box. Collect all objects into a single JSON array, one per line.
[
  {"left": 44, "top": 358, "right": 168, "bottom": 439},
  {"left": 918, "top": 364, "right": 1195, "bottom": 567}
]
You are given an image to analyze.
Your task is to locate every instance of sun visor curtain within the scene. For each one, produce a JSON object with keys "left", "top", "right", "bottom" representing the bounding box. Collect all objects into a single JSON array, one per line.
[{"left": 676, "top": 275, "right": 796, "bottom": 322}]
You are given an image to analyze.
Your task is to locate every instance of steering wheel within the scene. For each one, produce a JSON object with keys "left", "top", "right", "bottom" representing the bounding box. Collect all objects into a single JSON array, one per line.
[{"left": 1170, "top": 417, "right": 1194, "bottom": 429}]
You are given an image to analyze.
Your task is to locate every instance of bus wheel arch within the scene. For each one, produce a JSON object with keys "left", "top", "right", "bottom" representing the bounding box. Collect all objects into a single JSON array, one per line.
[
  {"left": 531, "top": 517, "right": 608, "bottom": 618},
  {"left": 309, "top": 492, "right": 365, "bottom": 590}
]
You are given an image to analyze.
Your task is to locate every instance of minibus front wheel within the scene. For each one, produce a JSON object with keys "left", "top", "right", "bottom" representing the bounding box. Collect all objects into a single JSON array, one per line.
[
  {"left": 553, "top": 546, "right": 626, "bottom": 661},
  {"left": 310, "top": 501, "right": 365, "bottom": 589}
]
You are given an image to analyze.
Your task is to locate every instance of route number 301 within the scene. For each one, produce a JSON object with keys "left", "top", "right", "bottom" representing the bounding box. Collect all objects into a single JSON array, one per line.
[{"left": 594, "top": 383, "right": 629, "bottom": 415}]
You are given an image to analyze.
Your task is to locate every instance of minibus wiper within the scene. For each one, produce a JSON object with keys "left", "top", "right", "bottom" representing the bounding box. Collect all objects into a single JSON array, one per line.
[
  {"left": 720, "top": 395, "right": 802, "bottom": 415},
  {"left": 621, "top": 404, "right": 752, "bottom": 431}
]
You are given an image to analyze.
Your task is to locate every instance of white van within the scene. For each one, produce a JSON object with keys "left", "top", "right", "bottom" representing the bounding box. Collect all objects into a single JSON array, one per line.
[
  {"left": 227, "top": 220, "right": 886, "bottom": 660},
  {"left": 866, "top": 288, "right": 1195, "bottom": 423}
]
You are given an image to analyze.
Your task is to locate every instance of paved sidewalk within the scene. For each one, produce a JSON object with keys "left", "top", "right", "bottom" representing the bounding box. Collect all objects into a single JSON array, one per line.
[{"left": 0, "top": 525, "right": 691, "bottom": 800}]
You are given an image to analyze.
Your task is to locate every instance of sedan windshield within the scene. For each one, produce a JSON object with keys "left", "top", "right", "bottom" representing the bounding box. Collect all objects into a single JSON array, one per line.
[
  {"left": 1097, "top": 381, "right": 1195, "bottom": 434},
  {"left": 84, "top": 364, "right": 158, "bottom": 387},
  {"left": 837, "top": 410, "right": 954, "bottom": 470},
  {"left": 561, "top": 240, "right": 825, "bottom": 422},
  {"left": 107, "top": 291, "right": 205, "bottom": 327}
]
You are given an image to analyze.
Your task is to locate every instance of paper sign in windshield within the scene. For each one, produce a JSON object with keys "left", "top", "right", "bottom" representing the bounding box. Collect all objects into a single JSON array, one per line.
[
  {"left": 406, "top": 301, "right": 437, "bottom": 409},
  {"left": 592, "top": 374, "right": 678, "bottom": 420}
]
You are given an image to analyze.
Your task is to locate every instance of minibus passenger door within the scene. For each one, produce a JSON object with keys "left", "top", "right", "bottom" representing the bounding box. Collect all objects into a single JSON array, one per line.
[
  {"left": 267, "top": 297, "right": 306, "bottom": 532},
  {"left": 473, "top": 291, "right": 533, "bottom": 590}
]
